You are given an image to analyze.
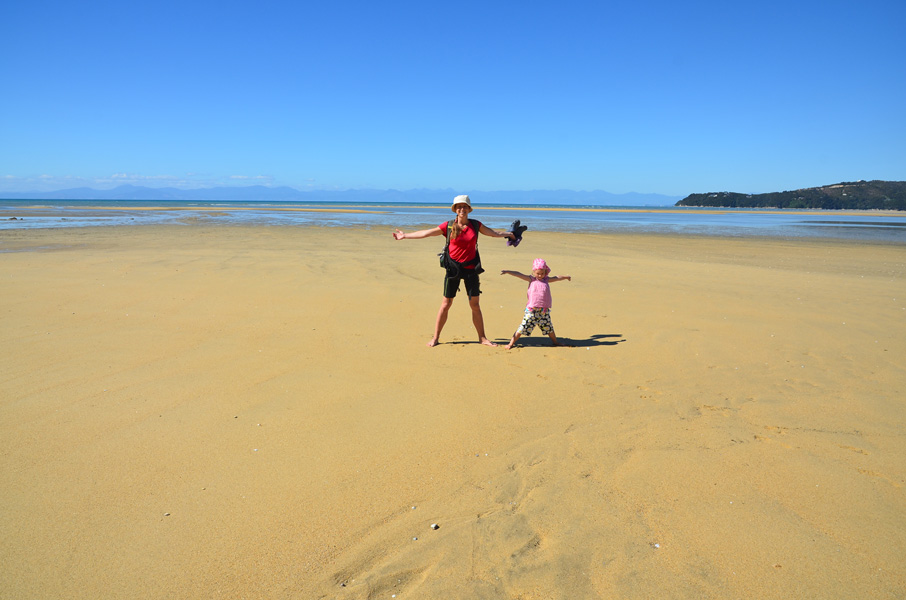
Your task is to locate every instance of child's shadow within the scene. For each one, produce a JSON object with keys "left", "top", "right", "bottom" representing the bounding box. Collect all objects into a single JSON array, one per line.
[{"left": 504, "top": 333, "right": 626, "bottom": 348}]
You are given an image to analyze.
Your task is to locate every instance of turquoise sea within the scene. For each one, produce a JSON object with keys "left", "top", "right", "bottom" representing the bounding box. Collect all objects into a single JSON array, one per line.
[{"left": 1, "top": 199, "right": 905, "bottom": 243}]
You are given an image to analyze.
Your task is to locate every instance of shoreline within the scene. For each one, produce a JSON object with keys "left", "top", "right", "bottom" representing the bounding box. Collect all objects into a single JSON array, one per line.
[
  {"left": 2, "top": 225, "right": 904, "bottom": 598},
  {"left": 3, "top": 222, "right": 906, "bottom": 252},
  {"left": 3, "top": 203, "right": 905, "bottom": 245}
]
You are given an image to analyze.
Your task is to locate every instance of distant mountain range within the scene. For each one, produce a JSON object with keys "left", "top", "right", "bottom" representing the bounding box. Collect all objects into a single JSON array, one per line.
[
  {"left": 0, "top": 185, "right": 680, "bottom": 206},
  {"left": 677, "top": 180, "right": 906, "bottom": 210}
]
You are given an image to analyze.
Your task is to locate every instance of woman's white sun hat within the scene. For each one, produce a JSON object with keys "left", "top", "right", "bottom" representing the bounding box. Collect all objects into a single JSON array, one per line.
[{"left": 451, "top": 194, "right": 472, "bottom": 212}]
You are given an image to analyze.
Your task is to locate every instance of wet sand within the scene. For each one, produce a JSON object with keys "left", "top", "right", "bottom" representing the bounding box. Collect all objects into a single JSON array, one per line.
[{"left": 1, "top": 225, "right": 904, "bottom": 598}]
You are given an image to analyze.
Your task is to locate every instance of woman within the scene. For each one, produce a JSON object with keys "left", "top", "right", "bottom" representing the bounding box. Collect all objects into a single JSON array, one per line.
[{"left": 393, "top": 195, "right": 514, "bottom": 347}]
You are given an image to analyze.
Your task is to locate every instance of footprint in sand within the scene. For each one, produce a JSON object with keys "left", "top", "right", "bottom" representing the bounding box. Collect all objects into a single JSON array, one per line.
[
  {"left": 636, "top": 383, "right": 663, "bottom": 400},
  {"left": 699, "top": 404, "right": 734, "bottom": 416}
]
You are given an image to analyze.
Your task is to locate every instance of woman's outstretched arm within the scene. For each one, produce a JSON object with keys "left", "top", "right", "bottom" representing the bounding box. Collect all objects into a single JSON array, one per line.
[
  {"left": 478, "top": 223, "right": 515, "bottom": 239},
  {"left": 393, "top": 227, "right": 443, "bottom": 240}
]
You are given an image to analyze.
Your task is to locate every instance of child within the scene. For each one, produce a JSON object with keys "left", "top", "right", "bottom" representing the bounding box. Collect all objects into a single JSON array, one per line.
[{"left": 500, "top": 258, "right": 571, "bottom": 349}]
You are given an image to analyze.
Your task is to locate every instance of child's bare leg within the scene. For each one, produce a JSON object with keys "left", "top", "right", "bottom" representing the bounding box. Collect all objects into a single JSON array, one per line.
[
  {"left": 548, "top": 332, "right": 567, "bottom": 346},
  {"left": 506, "top": 332, "right": 521, "bottom": 349},
  {"left": 428, "top": 297, "right": 454, "bottom": 347}
]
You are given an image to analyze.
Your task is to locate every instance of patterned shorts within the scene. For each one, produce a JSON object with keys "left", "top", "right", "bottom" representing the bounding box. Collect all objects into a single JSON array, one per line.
[{"left": 517, "top": 307, "right": 554, "bottom": 335}]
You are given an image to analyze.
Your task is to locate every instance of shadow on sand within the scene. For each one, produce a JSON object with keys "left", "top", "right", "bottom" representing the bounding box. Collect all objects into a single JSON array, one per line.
[{"left": 497, "top": 333, "right": 626, "bottom": 348}]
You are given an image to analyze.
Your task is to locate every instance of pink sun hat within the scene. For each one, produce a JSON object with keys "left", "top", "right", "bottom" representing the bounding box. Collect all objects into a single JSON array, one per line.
[{"left": 532, "top": 258, "right": 550, "bottom": 273}]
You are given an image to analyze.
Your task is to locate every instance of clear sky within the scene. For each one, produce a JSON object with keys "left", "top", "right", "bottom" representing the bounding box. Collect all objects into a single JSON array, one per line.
[{"left": 2, "top": 0, "right": 904, "bottom": 196}]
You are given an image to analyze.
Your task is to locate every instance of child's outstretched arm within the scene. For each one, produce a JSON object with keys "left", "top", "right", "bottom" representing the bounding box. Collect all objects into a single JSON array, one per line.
[
  {"left": 500, "top": 270, "right": 533, "bottom": 282},
  {"left": 549, "top": 275, "right": 572, "bottom": 282}
]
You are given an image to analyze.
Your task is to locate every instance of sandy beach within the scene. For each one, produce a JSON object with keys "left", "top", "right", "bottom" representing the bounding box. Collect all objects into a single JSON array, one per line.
[{"left": 1, "top": 224, "right": 904, "bottom": 599}]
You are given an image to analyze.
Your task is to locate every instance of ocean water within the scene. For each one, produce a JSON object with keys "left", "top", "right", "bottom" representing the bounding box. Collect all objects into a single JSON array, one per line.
[{"left": 1, "top": 199, "right": 905, "bottom": 243}]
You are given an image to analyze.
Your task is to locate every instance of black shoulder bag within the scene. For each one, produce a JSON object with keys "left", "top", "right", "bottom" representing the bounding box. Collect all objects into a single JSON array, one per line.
[{"left": 438, "top": 219, "right": 453, "bottom": 269}]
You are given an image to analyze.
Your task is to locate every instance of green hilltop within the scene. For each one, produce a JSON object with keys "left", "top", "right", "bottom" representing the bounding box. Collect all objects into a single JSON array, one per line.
[{"left": 676, "top": 180, "right": 906, "bottom": 210}]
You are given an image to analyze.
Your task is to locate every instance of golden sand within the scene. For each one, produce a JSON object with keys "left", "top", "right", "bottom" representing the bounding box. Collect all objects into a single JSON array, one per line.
[{"left": 1, "top": 225, "right": 904, "bottom": 599}]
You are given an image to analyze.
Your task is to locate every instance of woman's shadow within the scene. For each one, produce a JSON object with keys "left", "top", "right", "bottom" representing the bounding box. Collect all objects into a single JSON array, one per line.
[{"left": 500, "top": 333, "right": 626, "bottom": 347}]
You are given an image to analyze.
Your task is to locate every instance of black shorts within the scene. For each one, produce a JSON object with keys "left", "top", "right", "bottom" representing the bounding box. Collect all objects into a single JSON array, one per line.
[{"left": 444, "top": 269, "right": 481, "bottom": 298}]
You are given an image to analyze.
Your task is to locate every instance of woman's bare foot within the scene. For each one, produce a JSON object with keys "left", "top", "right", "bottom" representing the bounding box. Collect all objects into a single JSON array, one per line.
[
  {"left": 479, "top": 337, "right": 498, "bottom": 347},
  {"left": 426, "top": 338, "right": 440, "bottom": 347}
]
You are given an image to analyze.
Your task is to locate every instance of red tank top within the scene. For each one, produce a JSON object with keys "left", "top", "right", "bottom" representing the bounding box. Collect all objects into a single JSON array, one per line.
[{"left": 440, "top": 219, "right": 482, "bottom": 267}]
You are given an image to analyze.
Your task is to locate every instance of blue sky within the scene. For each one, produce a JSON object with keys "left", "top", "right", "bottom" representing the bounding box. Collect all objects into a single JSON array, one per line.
[{"left": 2, "top": 0, "right": 904, "bottom": 196}]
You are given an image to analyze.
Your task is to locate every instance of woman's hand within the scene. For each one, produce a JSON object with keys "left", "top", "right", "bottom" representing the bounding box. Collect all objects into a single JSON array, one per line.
[{"left": 393, "top": 229, "right": 406, "bottom": 240}]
